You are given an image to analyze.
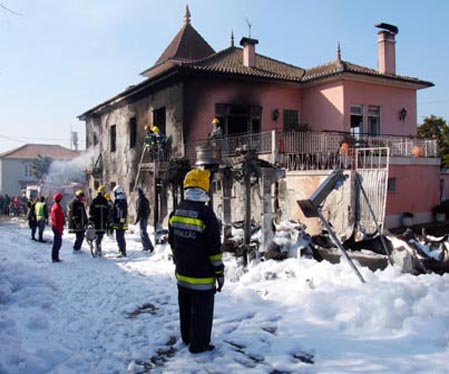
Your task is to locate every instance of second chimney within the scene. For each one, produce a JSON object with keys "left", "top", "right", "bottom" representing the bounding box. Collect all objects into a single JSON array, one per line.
[
  {"left": 240, "top": 37, "right": 259, "bottom": 68},
  {"left": 377, "top": 30, "right": 396, "bottom": 75}
]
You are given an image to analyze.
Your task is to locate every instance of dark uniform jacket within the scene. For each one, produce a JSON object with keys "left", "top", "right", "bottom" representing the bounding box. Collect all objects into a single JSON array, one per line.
[
  {"left": 112, "top": 199, "right": 128, "bottom": 230},
  {"left": 89, "top": 194, "right": 110, "bottom": 232},
  {"left": 68, "top": 198, "right": 87, "bottom": 233},
  {"left": 135, "top": 195, "right": 150, "bottom": 223},
  {"left": 27, "top": 201, "right": 37, "bottom": 228},
  {"left": 168, "top": 200, "right": 224, "bottom": 291}
]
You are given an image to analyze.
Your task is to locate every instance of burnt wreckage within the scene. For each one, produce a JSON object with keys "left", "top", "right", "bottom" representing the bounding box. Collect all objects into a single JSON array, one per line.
[{"left": 199, "top": 145, "right": 449, "bottom": 280}]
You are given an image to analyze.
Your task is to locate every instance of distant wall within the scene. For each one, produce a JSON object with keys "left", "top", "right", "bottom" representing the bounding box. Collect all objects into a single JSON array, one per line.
[{"left": 0, "top": 159, "right": 26, "bottom": 196}]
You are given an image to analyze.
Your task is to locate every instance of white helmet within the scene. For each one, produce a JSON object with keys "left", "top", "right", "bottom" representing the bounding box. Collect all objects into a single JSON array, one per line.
[{"left": 113, "top": 185, "right": 124, "bottom": 195}]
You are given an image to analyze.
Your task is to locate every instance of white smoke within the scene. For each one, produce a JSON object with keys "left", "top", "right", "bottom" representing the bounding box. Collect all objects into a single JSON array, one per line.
[{"left": 45, "top": 150, "right": 94, "bottom": 186}]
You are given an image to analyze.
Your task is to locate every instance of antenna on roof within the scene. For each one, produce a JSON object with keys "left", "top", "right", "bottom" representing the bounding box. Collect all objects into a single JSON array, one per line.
[
  {"left": 245, "top": 17, "right": 252, "bottom": 38},
  {"left": 231, "top": 30, "right": 235, "bottom": 47}
]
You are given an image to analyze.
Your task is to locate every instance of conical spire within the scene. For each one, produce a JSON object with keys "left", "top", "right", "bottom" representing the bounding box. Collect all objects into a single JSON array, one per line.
[
  {"left": 231, "top": 31, "right": 235, "bottom": 47},
  {"left": 184, "top": 4, "right": 191, "bottom": 25},
  {"left": 337, "top": 42, "right": 342, "bottom": 61}
]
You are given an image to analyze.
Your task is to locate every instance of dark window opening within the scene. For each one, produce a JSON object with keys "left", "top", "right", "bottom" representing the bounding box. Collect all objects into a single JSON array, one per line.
[
  {"left": 387, "top": 177, "right": 397, "bottom": 192},
  {"left": 153, "top": 107, "right": 166, "bottom": 135},
  {"left": 283, "top": 109, "right": 300, "bottom": 131},
  {"left": 367, "top": 106, "right": 381, "bottom": 136},
  {"left": 215, "top": 104, "right": 262, "bottom": 136},
  {"left": 110, "top": 125, "right": 116, "bottom": 152},
  {"left": 350, "top": 105, "right": 363, "bottom": 139},
  {"left": 93, "top": 132, "right": 98, "bottom": 146},
  {"left": 129, "top": 117, "right": 137, "bottom": 148}
]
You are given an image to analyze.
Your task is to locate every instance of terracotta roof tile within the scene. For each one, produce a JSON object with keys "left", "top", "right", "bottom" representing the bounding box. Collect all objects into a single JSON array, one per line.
[
  {"left": 155, "top": 23, "right": 215, "bottom": 66},
  {"left": 0, "top": 144, "right": 80, "bottom": 160},
  {"left": 302, "top": 59, "right": 434, "bottom": 86},
  {"left": 184, "top": 47, "right": 306, "bottom": 82}
]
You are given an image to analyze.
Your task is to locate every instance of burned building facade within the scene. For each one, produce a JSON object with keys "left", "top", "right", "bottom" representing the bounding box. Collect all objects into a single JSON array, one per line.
[{"left": 80, "top": 7, "right": 436, "bottom": 231}]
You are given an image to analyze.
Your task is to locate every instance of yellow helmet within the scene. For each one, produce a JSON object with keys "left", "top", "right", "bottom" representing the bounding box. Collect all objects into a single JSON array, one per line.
[
  {"left": 212, "top": 118, "right": 220, "bottom": 125},
  {"left": 153, "top": 126, "right": 160, "bottom": 134},
  {"left": 104, "top": 192, "right": 111, "bottom": 201},
  {"left": 183, "top": 169, "right": 211, "bottom": 192},
  {"left": 75, "top": 189, "right": 84, "bottom": 197},
  {"left": 97, "top": 185, "right": 106, "bottom": 193}
]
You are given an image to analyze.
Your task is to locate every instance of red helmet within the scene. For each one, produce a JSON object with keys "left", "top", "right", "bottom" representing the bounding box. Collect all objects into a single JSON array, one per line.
[{"left": 54, "top": 192, "right": 63, "bottom": 202}]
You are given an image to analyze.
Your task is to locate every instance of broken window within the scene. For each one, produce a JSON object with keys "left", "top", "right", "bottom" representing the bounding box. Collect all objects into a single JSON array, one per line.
[
  {"left": 350, "top": 105, "right": 363, "bottom": 138},
  {"left": 368, "top": 106, "right": 381, "bottom": 136},
  {"left": 215, "top": 104, "right": 262, "bottom": 136},
  {"left": 129, "top": 117, "right": 137, "bottom": 149},
  {"left": 110, "top": 125, "right": 117, "bottom": 153},
  {"left": 153, "top": 107, "right": 166, "bottom": 135},
  {"left": 283, "top": 109, "right": 300, "bottom": 131}
]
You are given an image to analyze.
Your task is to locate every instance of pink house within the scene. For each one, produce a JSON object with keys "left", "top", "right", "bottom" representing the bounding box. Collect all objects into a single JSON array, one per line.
[{"left": 79, "top": 8, "right": 437, "bottom": 229}]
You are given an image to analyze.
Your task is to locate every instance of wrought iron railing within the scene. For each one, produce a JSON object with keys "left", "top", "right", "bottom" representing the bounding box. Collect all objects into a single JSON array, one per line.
[{"left": 185, "top": 130, "right": 438, "bottom": 169}]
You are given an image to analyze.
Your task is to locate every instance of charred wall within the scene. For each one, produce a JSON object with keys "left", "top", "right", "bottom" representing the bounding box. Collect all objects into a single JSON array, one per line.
[{"left": 84, "top": 83, "right": 184, "bottom": 222}]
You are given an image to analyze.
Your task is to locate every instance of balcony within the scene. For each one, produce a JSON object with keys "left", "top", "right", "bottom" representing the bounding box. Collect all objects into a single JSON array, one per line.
[{"left": 185, "top": 130, "right": 438, "bottom": 171}]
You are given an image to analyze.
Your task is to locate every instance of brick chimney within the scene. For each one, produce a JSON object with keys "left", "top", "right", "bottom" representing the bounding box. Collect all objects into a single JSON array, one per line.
[
  {"left": 377, "top": 29, "right": 396, "bottom": 74},
  {"left": 240, "top": 37, "right": 259, "bottom": 68}
]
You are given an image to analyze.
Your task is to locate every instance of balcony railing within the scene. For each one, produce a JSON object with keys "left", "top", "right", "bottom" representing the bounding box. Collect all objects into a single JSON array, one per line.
[{"left": 185, "top": 130, "right": 438, "bottom": 164}]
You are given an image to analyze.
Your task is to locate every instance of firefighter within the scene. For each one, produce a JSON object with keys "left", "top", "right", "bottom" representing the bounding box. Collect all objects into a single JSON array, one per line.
[
  {"left": 209, "top": 118, "right": 222, "bottom": 139},
  {"left": 144, "top": 123, "right": 155, "bottom": 146},
  {"left": 27, "top": 197, "right": 38, "bottom": 241},
  {"left": 168, "top": 168, "right": 224, "bottom": 353},
  {"left": 88, "top": 185, "right": 110, "bottom": 257},
  {"left": 68, "top": 189, "right": 88, "bottom": 253},
  {"left": 112, "top": 185, "right": 128, "bottom": 257}
]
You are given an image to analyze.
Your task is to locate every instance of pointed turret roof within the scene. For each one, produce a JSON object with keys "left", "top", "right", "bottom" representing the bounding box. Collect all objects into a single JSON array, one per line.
[{"left": 142, "top": 6, "right": 214, "bottom": 77}]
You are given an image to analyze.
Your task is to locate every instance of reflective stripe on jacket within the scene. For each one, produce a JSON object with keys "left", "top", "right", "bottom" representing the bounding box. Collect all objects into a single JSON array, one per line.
[{"left": 168, "top": 200, "right": 223, "bottom": 291}]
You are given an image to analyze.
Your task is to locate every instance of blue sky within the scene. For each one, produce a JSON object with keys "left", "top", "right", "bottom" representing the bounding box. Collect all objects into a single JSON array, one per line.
[{"left": 1, "top": 0, "right": 448, "bottom": 153}]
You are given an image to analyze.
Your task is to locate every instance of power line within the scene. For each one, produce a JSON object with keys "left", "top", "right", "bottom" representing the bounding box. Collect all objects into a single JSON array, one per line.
[
  {"left": 0, "top": 134, "right": 69, "bottom": 143},
  {"left": 0, "top": 2, "right": 22, "bottom": 16}
]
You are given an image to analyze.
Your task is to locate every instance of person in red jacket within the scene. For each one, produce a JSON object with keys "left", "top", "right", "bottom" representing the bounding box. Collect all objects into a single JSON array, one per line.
[{"left": 51, "top": 192, "right": 66, "bottom": 263}]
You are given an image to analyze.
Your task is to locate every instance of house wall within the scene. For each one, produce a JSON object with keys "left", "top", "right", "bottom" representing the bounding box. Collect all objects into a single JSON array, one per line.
[
  {"left": 183, "top": 77, "right": 303, "bottom": 143},
  {"left": 441, "top": 169, "right": 449, "bottom": 201},
  {"left": 342, "top": 80, "right": 417, "bottom": 136},
  {"left": 85, "top": 83, "right": 184, "bottom": 221},
  {"left": 301, "top": 81, "right": 345, "bottom": 131},
  {"left": 385, "top": 160, "right": 441, "bottom": 228},
  {"left": 301, "top": 79, "right": 417, "bottom": 136},
  {"left": 0, "top": 159, "right": 34, "bottom": 196}
]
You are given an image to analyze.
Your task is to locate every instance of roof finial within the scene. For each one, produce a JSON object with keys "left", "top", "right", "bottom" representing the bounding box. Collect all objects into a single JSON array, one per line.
[
  {"left": 337, "top": 42, "right": 342, "bottom": 61},
  {"left": 231, "top": 30, "right": 235, "bottom": 47},
  {"left": 184, "top": 4, "right": 191, "bottom": 24}
]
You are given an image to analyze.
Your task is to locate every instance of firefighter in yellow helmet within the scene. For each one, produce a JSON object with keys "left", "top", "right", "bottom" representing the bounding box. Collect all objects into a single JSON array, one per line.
[
  {"left": 168, "top": 168, "right": 224, "bottom": 353},
  {"left": 209, "top": 117, "right": 222, "bottom": 140},
  {"left": 144, "top": 123, "right": 155, "bottom": 145}
]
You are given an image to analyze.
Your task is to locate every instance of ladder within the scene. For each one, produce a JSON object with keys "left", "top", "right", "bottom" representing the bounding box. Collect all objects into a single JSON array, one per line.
[{"left": 133, "top": 144, "right": 158, "bottom": 191}]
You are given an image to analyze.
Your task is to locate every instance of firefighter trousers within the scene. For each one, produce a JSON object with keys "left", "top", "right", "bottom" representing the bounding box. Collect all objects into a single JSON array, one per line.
[{"left": 178, "top": 287, "right": 215, "bottom": 351}]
